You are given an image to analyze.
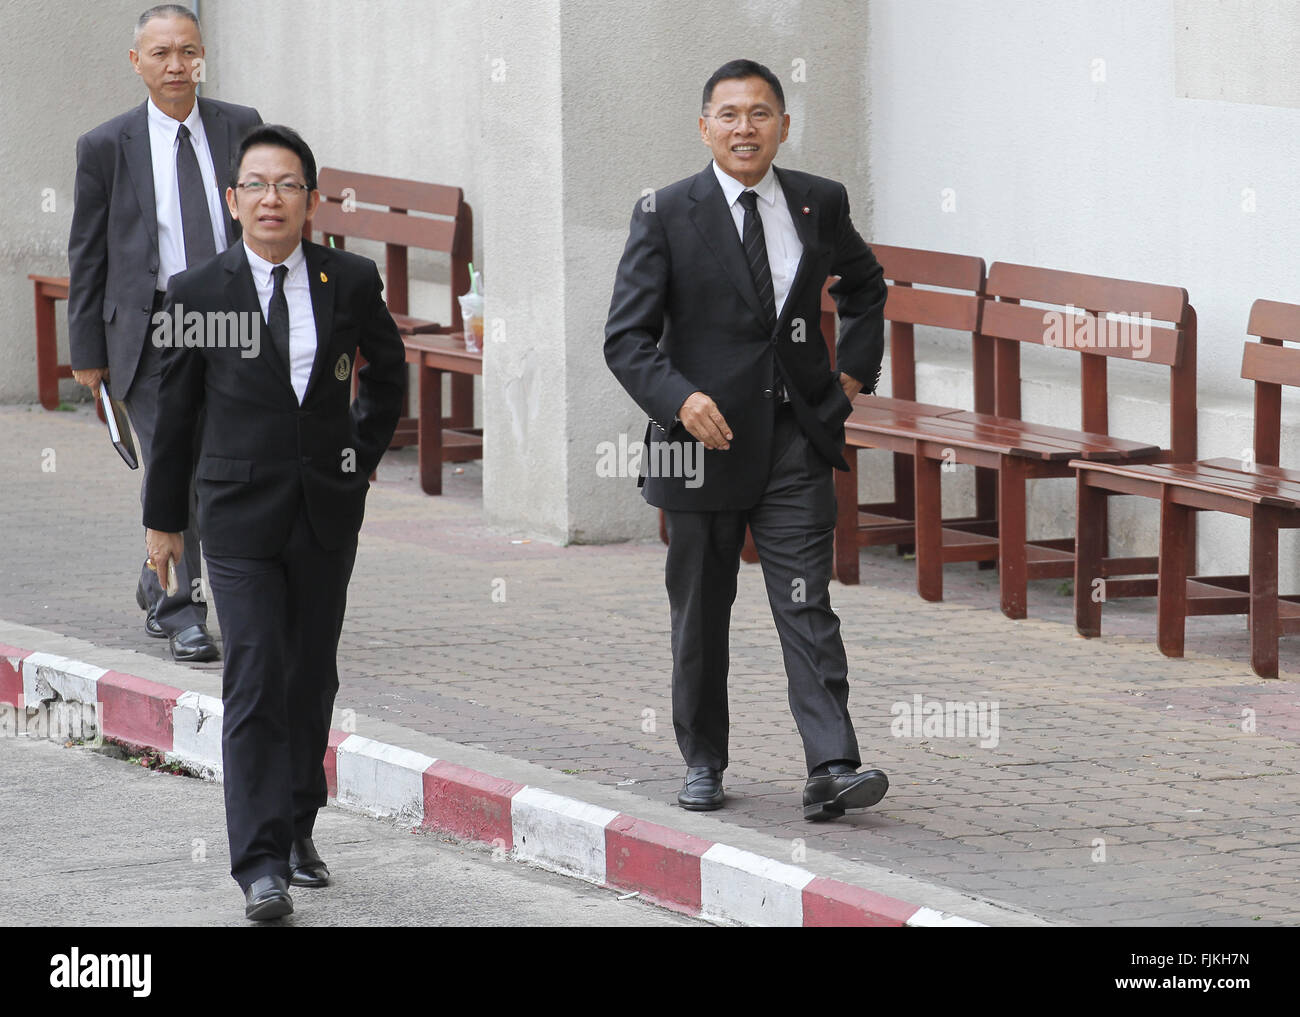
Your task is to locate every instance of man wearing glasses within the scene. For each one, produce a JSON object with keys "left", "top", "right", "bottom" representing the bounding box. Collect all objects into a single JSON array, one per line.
[
  {"left": 143, "top": 124, "right": 405, "bottom": 920},
  {"left": 605, "top": 59, "right": 891, "bottom": 822},
  {"left": 68, "top": 4, "right": 261, "bottom": 663}
]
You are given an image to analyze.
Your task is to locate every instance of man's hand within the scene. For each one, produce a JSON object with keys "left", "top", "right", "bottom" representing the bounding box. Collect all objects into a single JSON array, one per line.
[
  {"left": 839, "top": 371, "right": 864, "bottom": 402},
  {"left": 145, "top": 530, "right": 184, "bottom": 593},
  {"left": 73, "top": 367, "right": 108, "bottom": 399},
  {"left": 677, "top": 391, "right": 732, "bottom": 450}
]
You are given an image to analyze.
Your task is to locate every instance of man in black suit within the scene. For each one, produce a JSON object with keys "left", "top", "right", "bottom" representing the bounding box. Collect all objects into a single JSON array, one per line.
[
  {"left": 143, "top": 125, "right": 405, "bottom": 920},
  {"left": 69, "top": 3, "right": 262, "bottom": 663},
  {"left": 605, "top": 59, "right": 891, "bottom": 822}
]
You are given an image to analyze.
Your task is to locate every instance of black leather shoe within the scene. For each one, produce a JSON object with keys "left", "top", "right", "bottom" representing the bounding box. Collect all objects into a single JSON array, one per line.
[
  {"left": 136, "top": 580, "right": 165, "bottom": 639},
  {"left": 168, "top": 624, "right": 219, "bottom": 663},
  {"left": 289, "top": 837, "right": 330, "bottom": 888},
  {"left": 803, "top": 767, "right": 889, "bottom": 822},
  {"left": 244, "top": 874, "right": 292, "bottom": 921},
  {"left": 677, "top": 766, "right": 725, "bottom": 811}
]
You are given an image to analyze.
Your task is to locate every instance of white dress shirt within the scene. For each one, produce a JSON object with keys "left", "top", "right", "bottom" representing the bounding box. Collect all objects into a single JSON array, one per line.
[
  {"left": 712, "top": 160, "right": 802, "bottom": 319},
  {"left": 148, "top": 98, "right": 228, "bottom": 290},
  {"left": 244, "top": 242, "right": 318, "bottom": 404}
]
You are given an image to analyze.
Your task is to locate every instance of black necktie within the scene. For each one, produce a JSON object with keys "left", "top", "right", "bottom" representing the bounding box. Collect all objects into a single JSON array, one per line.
[
  {"left": 737, "top": 189, "right": 776, "bottom": 330},
  {"left": 176, "top": 124, "right": 217, "bottom": 268},
  {"left": 269, "top": 264, "right": 290, "bottom": 370}
]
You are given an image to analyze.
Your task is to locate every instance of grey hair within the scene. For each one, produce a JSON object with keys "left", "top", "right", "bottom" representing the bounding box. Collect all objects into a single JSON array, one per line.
[{"left": 133, "top": 4, "right": 201, "bottom": 47}]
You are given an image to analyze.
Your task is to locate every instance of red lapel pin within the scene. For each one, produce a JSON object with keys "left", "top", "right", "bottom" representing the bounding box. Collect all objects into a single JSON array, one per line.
[{"left": 802, "top": 206, "right": 811, "bottom": 215}]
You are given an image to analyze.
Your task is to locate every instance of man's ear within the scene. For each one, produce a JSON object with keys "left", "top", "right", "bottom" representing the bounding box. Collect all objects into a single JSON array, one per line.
[
  {"left": 225, "top": 186, "right": 239, "bottom": 221},
  {"left": 699, "top": 116, "right": 710, "bottom": 144},
  {"left": 306, "top": 190, "right": 321, "bottom": 222},
  {"left": 129, "top": 48, "right": 141, "bottom": 75},
  {"left": 780, "top": 113, "right": 790, "bottom": 143}
]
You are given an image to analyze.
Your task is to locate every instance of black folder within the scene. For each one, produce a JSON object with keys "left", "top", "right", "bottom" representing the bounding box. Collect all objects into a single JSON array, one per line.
[{"left": 99, "top": 380, "right": 138, "bottom": 470}]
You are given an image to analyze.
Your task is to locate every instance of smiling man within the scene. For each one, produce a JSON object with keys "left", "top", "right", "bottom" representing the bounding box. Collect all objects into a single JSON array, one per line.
[
  {"left": 68, "top": 4, "right": 261, "bottom": 663},
  {"left": 604, "top": 59, "right": 892, "bottom": 821},
  {"left": 143, "top": 125, "right": 405, "bottom": 920}
]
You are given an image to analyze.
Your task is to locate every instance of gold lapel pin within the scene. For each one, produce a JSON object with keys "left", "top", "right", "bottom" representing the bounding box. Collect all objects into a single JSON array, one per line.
[{"left": 320, "top": 271, "right": 328, "bottom": 283}]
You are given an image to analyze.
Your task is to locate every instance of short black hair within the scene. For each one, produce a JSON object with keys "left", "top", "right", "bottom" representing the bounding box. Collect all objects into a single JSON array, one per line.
[
  {"left": 134, "top": 4, "right": 200, "bottom": 46},
  {"left": 230, "top": 124, "right": 318, "bottom": 192},
  {"left": 702, "top": 59, "right": 785, "bottom": 112}
]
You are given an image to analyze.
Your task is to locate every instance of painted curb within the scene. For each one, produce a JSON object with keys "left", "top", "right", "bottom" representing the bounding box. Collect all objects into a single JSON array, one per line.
[{"left": 2, "top": 642, "right": 1001, "bottom": 927}]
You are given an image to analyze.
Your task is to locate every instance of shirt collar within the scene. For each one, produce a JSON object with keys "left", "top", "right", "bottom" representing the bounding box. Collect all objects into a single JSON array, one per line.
[
  {"left": 148, "top": 96, "right": 202, "bottom": 140},
  {"left": 243, "top": 242, "right": 306, "bottom": 285},
  {"left": 712, "top": 160, "right": 779, "bottom": 209}
]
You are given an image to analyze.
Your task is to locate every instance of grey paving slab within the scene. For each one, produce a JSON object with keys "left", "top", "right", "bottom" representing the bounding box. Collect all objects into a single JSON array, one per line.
[{"left": 3, "top": 403, "right": 1299, "bottom": 926}]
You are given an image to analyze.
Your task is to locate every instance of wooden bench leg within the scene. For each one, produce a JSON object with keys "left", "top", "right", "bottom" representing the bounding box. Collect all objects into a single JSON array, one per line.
[
  {"left": 998, "top": 457, "right": 1028, "bottom": 619},
  {"left": 1249, "top": 504, "right": 1280, "bottom": 679},
  {"left": 448, "top": 373, "right": 474, "bottom": 429},
  {"left": 1074, "top": 474, "right": 1106, "bottom": 638},
  {"left": 893, "top": 450, "right": 915, "bottom": 556},
  {"left": 914, "top": 443, "right": 943, "bottom": 602},
  {"left": 1156, "top": 490, "right": 1190, "bottom": 659},
  {"left": 34, "top": 287, "right": 60, "bottom": 411},
  {"left": 975, "top": 464, "right": 996, "bottom": 570},
  {"left": 834, "top": 448, "right": 860, "bottom": 585},
  {"left": 418, "top": 363, "right": 443, "bottom": 495}
]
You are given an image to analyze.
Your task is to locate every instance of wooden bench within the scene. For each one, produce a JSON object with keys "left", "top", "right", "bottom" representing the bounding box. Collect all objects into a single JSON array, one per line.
[
  {"left": 311, "top": 168, "right": 479, "bottom": 494},
  {"left": 844, "top": 262, "right": 1197, "bottom": 618},
  {"left": 835, "top": 245, "right": 991, "bottom": 584},
  {"left": 1073, "top": 298, "right": 1300, "bottom": 678}
]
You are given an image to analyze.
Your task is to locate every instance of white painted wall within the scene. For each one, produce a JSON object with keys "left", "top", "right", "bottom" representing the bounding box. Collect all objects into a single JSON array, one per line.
[{"left": 862, "top": 0, "right": 1300, "bottom": 578}]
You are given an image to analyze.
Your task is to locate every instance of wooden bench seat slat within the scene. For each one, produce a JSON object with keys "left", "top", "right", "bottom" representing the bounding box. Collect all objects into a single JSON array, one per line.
[{"left": 942, "top": 411, "right": 1160, "bottom": 458}]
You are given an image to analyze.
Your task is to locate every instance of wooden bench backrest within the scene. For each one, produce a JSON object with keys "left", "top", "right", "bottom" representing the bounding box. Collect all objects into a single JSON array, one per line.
[
  {"left": 874, "top": 244, "right": 988, "bottom": 410},
  {"left": 1244, "top": 298, "right": 1300, "bottom": 467},
  {"left": 823, "top": 245, "right": 988, "bottom": 407},
  {"left": 983, "top": 262, "right": 1197, "bottom": 461},
  {"left": 311, "top": 167, "right": 473, "bottom": 328}
]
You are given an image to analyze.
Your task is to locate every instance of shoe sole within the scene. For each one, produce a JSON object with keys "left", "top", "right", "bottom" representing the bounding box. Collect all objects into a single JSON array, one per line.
[
  {"left": 803, "top": 773, "right": 889, "bottom": 822},
  {"left": 677, "top": 794, "right": 725, "bottom": 811},
  {"left": 245, "top": 895, "right": 293, "bottom": 921},
  {"left": 171, "top": 646, "right": 220, "bottom": 663}
]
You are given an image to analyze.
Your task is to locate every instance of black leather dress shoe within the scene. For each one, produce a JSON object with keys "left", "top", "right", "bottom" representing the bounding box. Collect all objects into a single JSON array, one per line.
[
  {"left": 289, "top": 837, "right": 330, "bottom": 888},
  {"left": 136, "top": 580, "right": 165, "bottom": 639},
  {"left": 677, "top": 766, "right": 725, "bottom": 811},
  {"left": 244, "top": 874, "right": 292, "bottom": 921},
  {"left": 168, "top": 624, "right": 219, "bottom": 663},
  {"left": 803, "top": 767, "right": 889, "bottom": 822}
]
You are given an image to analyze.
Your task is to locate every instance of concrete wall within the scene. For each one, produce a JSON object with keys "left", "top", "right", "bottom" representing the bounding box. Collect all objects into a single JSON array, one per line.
[
  {"left": 0, "top": 0, "right": 146, "bottom": 404},
  {"left": 862, "top": 0, "right": 1300, "bottom": 578}
]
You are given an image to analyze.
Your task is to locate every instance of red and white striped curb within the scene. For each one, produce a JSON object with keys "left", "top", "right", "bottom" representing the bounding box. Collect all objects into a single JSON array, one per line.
[{"left": 1, "top": 642, "right": 989, "bottom": 927}]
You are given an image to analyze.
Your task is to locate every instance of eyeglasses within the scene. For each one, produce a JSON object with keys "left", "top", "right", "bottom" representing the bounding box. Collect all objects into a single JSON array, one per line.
[
  {"left": 234, "top": 181, "right": 310, "bottom": 198},
  {"left": 705, "top": 109, "right": 778, "bottom": 129}
]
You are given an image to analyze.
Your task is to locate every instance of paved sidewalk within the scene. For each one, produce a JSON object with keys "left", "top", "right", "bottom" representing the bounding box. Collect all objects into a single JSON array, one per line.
[
  {"left": 0, "top": 735, "right": 699, "bottom": 926},
  {"left": 3, "top": 404, "right": 1299, "bottom": 925}
]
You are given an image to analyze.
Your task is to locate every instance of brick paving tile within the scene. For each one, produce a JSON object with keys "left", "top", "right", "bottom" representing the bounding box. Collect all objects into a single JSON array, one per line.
[{"left": 4, "top": 403, "right": 1300, "bottom": 926}]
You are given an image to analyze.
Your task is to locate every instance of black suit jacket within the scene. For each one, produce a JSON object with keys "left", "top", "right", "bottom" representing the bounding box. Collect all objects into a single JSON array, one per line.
[
  {"left": 142, "top": 240, "right": 406, "bottom": 557},
  {"left": 604, "top": 162, "right": 887, "bottom": 512},
  {"left": 68, "top": 97, "right": 262, "bottom": 395}
]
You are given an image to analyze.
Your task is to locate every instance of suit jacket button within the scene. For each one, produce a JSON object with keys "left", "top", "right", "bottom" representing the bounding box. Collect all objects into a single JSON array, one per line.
[{"left": 762, "top": 388, "right": 774, "bottom": 399}]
